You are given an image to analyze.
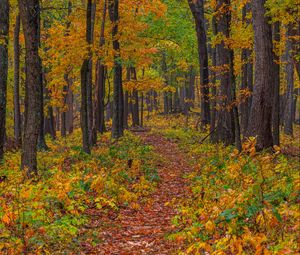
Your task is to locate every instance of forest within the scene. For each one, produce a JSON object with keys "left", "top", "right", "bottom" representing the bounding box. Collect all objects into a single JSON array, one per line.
[{"left": 0, "top": 0, "right": 299, "bottom": 254}]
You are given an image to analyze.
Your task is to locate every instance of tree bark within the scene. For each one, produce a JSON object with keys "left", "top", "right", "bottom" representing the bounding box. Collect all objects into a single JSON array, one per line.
[
  {"left": 240, "top": 3, "right": 253, "bottom": 136},
  {"left": 131, "top": 68, "right": 140, "bottom": 126},
  {"left": 272, "top": 21, "right": 280, "bottom": 145},
  {"left": 95, "top": 0, "right": 107, "bottom": 134},
  {"left": 14, "top": 14, "right": 22, "bottom": 147},
  {"left": 188, "top": 0, "right": 210, "bottom": 126},
  {"left": 247, "top": 0, "right": 275, "bottom": 150},
  {"left": 109, "top": 0, "right": 124, "bottom": 138},
  {"left": 283, "top": 25, "right": 295, "bottom": 136},
  {"left": 19, "top": 0, "right": 42, "bottom": 176},
  {"left": 0, "top": 0, "right": 9, "bottom": 161},
  {"left": 214, "top": 0, "right": 235, "bottom": 145}
]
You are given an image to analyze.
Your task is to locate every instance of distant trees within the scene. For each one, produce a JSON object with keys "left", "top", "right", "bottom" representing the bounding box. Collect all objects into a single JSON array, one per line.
[
  {"left": 19, "top": 0, "right": 43, "bottom": 176},
  {"left": 0, "top": 0, "right": 9, "bottom": 162}
]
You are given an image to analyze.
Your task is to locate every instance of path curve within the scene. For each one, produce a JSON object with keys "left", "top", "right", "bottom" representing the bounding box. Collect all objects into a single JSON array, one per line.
[{"left": 82, "top": 133, "right": 191, "bottom": 254}]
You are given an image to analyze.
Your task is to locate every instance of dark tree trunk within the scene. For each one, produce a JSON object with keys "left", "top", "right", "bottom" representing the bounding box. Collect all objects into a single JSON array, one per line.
[
  {"left": 131, "top": 68, "right": 140, "bottom": 126},
  {"left": 61, "top": 1, "right": 72, "bottom": 138},
  {"left": 19, "top": 0, "right": 42, "bottom": 177},
  {"left": 247, "top": 0, "right": 275, "bottom": 150},
  {"left": 95, "top": 0, "right": 107, "bottom": 134},
  {"left": 141, "top": 92, "right": 144, "bottom": 127},
  {"left": 0, "top": 0, "right": 9, "bottom": 161},
  {"left": 80, "top": 0, "right": 94, "bottom": 153},
  {"left": 81, "top": 59, "right": 91, "bottom": 153},
  {"left": 88, "top": 1, "right": 96, "bottom": 145},
  {"left": 14, "top": 14, "right": 22, "bottom": 147},
  {"left": 61, "top": 112, "right": 66, "bottom": 137},
  {"left": 214, "top": 0, "right": 235, "bottom": 145},
  {"left": 189, "top": 66, "right": 195, "bottom": 108},
  {"left": 240, "top": 3, "right": 253, "bottom": 136},
  {"left": 37, "top": 70, "right": 48, "bottom": 150},
  {"left": 132, "top": 89, "right": 140, "bottom": 126},
  {"left": 230, "top": 50, "right": 242, "bottom": 151},
  {"left": 66, "top": 88, "right": 73, "bottom": 134},
  {"left": 210, "top": 16, "right": 217, "bottom": 141},
  {"left": 44, "top": 86, "right": 56, "bottom": 139},
  {"left": 283, "top": 25, "right": 295, "bottom": 136},
  {"left": 109, "top": 0, "right": 123, "bottom": 138},
  {"left": 188, "top": 0, "right": 210, "bottom": 126},
  {"left": 124, "top": 68, "right": 130, "bottom": 128},
  {"left": 272, "top": 21, "right": 280, "bottom": 145}
]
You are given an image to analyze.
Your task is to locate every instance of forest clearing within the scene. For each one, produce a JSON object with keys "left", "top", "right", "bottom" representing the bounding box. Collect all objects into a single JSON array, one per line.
[{"left": 0, "top": 0, "right": 299, "bottom": 254}]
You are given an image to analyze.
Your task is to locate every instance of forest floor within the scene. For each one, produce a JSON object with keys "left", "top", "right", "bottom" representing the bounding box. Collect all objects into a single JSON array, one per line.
[{"left": 81, "top": 132, "right": 191, "bottom": 254}]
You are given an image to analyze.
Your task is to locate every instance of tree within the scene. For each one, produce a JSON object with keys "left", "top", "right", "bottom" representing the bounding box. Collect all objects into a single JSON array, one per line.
[
  {"left": 95, "top": 0, "right": 107, "bottom": 134},
  {"left": 109, "top": 0, "right": 124, "bottom": 138},
  {"left": 214, "top": 0, "right": 235, "bottom": 145},
  {"left": 0, "top": 0, "right": 9, "bottom": 162},
  {"left": 240, "top": 3, "right": 253, "bottom": 136},
  {"left": 187, "top": 0, "right": 210, "bottom": 126},
  {"left": 247, "top": 0, "right": 275, "bottom": 150},
  {"left": 81, "top": 0, "right": 94, "bottom": 153},
  {"left": 14, "top": 14, "right": 22, "bottom": 147},
  {"left": 272, "top": 21, "right": 280, "bottom": 145},
  {"left": 19, "top": 0, "right": 43, "bottom": 177},
  {"left": 283, "top": 25, "right": 295, "bottom": 135}
]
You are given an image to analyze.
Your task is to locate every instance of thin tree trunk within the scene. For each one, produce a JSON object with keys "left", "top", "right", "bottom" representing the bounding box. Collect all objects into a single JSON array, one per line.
[
  {"left": 210, "top": 16, "right": 217, "bottom": 141},
  {"left": 95, "top": 0, "right": 107, "bottom": 134},
  {"left": 66, "top": 88, "right": 73, "bottom": 134},
  {"left": 131, "top": 68, "right": 140, "bottom": 126},
  {"left": 14, "top": 14, "right": 22, "bottom": 146},
  {"left": 188, "top": 0, "right": 210, "bottom": 126},
  {"left": 0, "top": 0, "right": 9, "bottom": 161},
  {"left": 44, "top": 85, "right": 56, "bottom": 139},
  {"left": 240, "top": 3, "right": 253, "bottom": 136},
  {"left": 283, "top": 25, "right": 295, "bottom": 135},
  {"left": 272, "top": 21, "right": 280, "bottom": 145},
  {"left": 19, "top": 0, "right": 42, "bottom": 176},
  {"left": 88, "top": 1, "right": 96, "bottom": 145},
  {"left": 109, "top": 0, "right": 123, "bottom": 138},
  {"left": 141, "top": 92, "right": 144, "bottom": 127}
]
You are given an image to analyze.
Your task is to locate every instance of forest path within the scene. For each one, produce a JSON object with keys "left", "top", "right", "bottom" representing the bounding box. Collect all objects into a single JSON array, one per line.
[{"left": 81, "top": 132, "right": 192, "bottom": 254}]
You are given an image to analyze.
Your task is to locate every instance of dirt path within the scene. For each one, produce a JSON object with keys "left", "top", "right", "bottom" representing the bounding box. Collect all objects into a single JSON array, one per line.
[{"left": 81, "top": 133, "right": 191, "bottom": 254}]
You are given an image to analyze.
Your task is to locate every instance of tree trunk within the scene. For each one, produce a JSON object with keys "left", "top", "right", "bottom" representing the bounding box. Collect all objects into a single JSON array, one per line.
[
  {"left": 247, "top": 0, "right": 274, "bottom": 150},
  {"left": 88, "top": 1, "right": 96, "bottom": 145},
  {"left": 141, "top": 92, "right": 144, "bottom": 127},
  {"left": 44, "top": 86, "right": 56, "bottom": 139},
  {"left": 66, "top": 88, "right": 73, "bottom": 134},
  {"left": 240, "top": 3, "right": 253, "bottom": 136},
  {"left": 95, "top": 0, "right": 107, "bottom": 134},
  {"left": 109, "top": 0, "right": 123, "bottom": 138},
  {"left": 37, "top": 70, "right": 48, "bottom": 150},
  {"left": 283, "top": 25, "right": 295, "bottom": 136},
  {"left": 0, "top": 0, "right": 9, "bottom": 161},
  {"left": 131, "top": 68, "right": 140, "bottom": 126},
  {"left": 272, "top": 21, "right": 280, "bottom": 145},
  {"left": 214, "top": 0, "right": 235, "bottom": 145},
  {"left": 19, "top": 0, "right": 42, "bottom": 177},
  {"left": 188, "top": 0, "right": 210, "bottom": 126},
  {"left": 14, "top": 14, "right": 22, "bottom": 147},
  {"left": 210, "top": 15, "right": 217, "bottom": 141}
]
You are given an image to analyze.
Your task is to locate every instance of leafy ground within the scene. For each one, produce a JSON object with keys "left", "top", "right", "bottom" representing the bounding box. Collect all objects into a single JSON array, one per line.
[{"left": 0, "top": 115, "right": 300, "bottom": 254}]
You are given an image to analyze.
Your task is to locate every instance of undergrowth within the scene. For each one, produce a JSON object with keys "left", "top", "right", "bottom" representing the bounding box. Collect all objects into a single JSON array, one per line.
[
  {"left": 0, "top": 130, "right": 158, "bottom": 254},
  {"left": 151, "top": 115, "right": 300, "bottom": 254}
]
